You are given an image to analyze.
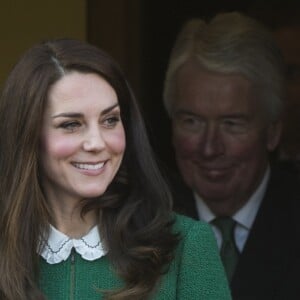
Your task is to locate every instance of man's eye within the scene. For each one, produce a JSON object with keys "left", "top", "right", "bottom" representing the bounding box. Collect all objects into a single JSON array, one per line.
[
  {"left": 224, "top": 120, "right": 238, "bottom": 127},
  {"left": 178, "top": 117, "right": 203, "bottom": 132},
  {"left": 223, "top": 119, "right": 247, "bottom": 133}
]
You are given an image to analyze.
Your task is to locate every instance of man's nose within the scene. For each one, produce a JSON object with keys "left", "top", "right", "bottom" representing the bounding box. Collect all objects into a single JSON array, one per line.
[{"left": 199, "top": 124, "right": 225, "bottom": 158}]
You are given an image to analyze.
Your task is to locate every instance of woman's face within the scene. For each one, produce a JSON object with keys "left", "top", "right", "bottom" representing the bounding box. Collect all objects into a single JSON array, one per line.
[{"left": 40, "top": 71, "right": 126, "bottom": 205}]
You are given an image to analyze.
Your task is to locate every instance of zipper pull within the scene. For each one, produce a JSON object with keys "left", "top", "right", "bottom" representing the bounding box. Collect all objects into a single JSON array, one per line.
[{"left": 70, "top": 248, "right": 76, "bottom": 264}]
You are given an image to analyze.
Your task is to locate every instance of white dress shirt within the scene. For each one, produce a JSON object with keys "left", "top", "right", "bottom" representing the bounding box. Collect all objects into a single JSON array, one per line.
[{"left": 195, "top": 167, "right": 270, "bottom": 252}]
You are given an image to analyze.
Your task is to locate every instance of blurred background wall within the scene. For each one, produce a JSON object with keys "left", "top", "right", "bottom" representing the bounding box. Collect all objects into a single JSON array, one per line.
[{"left": 0, "top": 0, "right": 86, "bottom": 86}]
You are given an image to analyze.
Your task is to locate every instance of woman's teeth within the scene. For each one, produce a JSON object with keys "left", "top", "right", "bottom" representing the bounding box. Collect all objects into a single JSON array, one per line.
[{"left": 73, "top": 162, "right": 104, "bottom": 170}]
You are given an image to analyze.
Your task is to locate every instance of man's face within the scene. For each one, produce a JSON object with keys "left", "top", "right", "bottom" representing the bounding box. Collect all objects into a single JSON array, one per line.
[{"left": 171, "top": 61, "right": 281, "bottom": 213}]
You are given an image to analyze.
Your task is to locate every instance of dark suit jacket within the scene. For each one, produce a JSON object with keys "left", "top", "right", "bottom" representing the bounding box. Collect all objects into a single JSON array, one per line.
[{"left": 171, "top": 162, "right": 300, "bottom": 300}]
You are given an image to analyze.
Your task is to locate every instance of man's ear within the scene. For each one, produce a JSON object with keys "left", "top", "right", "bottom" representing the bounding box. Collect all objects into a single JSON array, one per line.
[{"left": 267, "top": 121, "right": 282, "bottom": 151}]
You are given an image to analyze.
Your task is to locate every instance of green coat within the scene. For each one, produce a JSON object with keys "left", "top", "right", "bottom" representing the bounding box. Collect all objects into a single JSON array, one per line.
[{"left": 39, "top": 214, "right": 231, "bottom": 299}]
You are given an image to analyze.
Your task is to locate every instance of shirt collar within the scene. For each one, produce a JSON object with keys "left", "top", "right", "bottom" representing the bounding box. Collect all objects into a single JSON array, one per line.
[
  {"left": 39, "top": 225, "right": 107, "bottom": 264},
  {"left": 195, "top": 166, "right": 270, "bottom": 229},
  {"left": 234, "top": 166, "right": 270, "bottom": 229}
]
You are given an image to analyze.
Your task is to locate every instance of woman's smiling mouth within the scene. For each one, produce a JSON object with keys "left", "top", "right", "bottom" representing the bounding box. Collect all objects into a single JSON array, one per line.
[{"left": 72, "top": 162, "right": 105, "bottom": 170}]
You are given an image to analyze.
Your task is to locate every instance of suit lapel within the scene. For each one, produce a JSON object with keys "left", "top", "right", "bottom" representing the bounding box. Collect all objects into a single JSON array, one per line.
[{"left": 231, "top": 165, "right": 294, "bottom": 300}]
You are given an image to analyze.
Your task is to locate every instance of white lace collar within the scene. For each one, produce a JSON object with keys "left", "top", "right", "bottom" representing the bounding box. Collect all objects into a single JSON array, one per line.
[{"left": 39, "top": 225, "right": 107, "bottom": 264}]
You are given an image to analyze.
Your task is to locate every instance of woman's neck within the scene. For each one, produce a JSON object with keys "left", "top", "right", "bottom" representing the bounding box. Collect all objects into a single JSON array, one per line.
[
  {"left": 48, "top": 195, "right": 98, "bottom": 238},
  {"left": 53, "top": 209, "right": 98, "bottom": 238}
]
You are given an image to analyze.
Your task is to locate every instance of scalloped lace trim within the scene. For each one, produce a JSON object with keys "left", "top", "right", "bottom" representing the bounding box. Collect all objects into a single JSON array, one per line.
[{"left": 39, "top": 225, "right": 107, "bottom": 264}]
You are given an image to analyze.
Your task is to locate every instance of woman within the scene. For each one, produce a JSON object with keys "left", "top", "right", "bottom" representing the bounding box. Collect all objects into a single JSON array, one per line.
[{"left": 0, "top": 39, "right": 230, "bottom": 299}]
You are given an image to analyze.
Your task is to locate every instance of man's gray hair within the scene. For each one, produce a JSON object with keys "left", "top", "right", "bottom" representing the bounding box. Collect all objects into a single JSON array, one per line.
[{"left": 163, "top": 12, "right": 285, "bottom": 121}]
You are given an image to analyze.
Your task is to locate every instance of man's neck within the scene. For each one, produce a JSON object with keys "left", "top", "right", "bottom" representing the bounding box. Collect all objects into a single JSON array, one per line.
[{"left": 195, "top": 166, "right": 270, "bottom": 218}]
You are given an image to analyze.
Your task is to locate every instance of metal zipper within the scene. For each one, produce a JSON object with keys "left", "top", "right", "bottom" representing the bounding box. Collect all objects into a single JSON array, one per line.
[{"left": 70, "top": 248, "right": 76, "bottom": 300}]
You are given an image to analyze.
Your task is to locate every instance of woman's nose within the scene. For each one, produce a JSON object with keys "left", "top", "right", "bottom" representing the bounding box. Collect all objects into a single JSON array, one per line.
[{"left": 82, "top": 126, "right": 105, "bottom": 152}]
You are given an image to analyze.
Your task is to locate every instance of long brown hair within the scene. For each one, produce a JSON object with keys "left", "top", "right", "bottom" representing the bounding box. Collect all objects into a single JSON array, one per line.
[{"left": 0, "top": 39, "right": 178, "bottom": 299}]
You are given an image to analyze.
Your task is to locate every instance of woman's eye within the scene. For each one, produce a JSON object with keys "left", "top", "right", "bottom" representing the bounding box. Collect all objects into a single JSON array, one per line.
[
  {"left": 59, "top": 121, "right": 81, "bottom": 131},
  {"left": 103, "top": 116, "right": 120, "bottom": 128}
]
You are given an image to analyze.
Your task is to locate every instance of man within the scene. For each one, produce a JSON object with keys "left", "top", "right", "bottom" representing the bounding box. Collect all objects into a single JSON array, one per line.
[{"left": 163, "top": 12, "right": 300, "bottom": 299}]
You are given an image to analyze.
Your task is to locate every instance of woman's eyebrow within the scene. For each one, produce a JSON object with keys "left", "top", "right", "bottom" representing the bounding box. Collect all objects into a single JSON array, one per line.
[
  {"left": 52, "top": 103, "right": 120, "bottom": 119},
  {"left": 101, "top": 103, "right": 119, "bottom": 115},
  {"left": 52, "top": 112, "right": 82, "bottom": 119}
]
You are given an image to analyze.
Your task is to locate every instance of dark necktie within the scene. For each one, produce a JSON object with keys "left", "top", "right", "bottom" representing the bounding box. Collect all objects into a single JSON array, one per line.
[{"left": 212, "top": 217, "right": 240, "bottom": 281}]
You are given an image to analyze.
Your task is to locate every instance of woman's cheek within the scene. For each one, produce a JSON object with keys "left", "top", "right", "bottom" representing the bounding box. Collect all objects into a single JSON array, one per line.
[
  {"left": 106, "top": 127, "right": 126, "bottom": 154},
  {"left": 43, "top": 135, "right": 80, "bottom": 158}
]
